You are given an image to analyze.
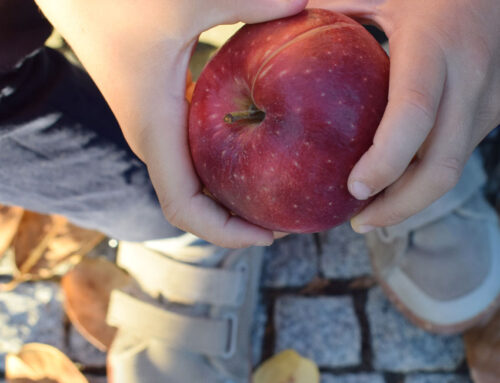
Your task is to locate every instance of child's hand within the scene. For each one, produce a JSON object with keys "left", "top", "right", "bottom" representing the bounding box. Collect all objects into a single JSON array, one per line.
[
  {"left": 35, "top": 0, "right": 307, "bottom": 247},
  {"left": 310, "top": 0, "right": 500, "bottom": 233}
]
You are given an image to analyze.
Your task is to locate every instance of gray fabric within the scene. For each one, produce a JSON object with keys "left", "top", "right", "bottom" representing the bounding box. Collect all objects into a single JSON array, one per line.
[{"left": 0, "top": 47, "right": 181, "bottom": 241}]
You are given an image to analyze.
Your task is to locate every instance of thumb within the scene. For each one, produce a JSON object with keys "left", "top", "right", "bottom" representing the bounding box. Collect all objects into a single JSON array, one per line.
[{"left": 212, "top": 0, "right": 308, "bottom": 26}]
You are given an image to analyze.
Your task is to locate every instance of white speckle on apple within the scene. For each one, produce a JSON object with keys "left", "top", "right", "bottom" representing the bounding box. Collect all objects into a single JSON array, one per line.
[
  {"left": 350, "top": 123, "right": 355, "bottom": 129},
  {"left": 293, "top": 161, "right": 300, "bottom": 168},
  {"left": 295, "top": 107, "right": 302, "bottom": 113},
  {"left": 222, "top": 150, "right": 226, "bottom": 156},
  {"left": 250, "top": 40, "right": 255, "bottom": 46},
  {"left": 266, "top": 36, "right": 271, "bottom": 41},
  {"left": 270, "top": 167, "right": 275, "bottom": 172},
  {"left": 241, "top": 175, "right": 245, "bottom": 180},
  {"left": 275, "top": 130, "right": 281, "bottom": 136},
  {"left": 228, "top": 48, "right": 232, "bottom": 53},
  {"left": 203, "top": 162, "right": 207, "bottom": 168},
  {"left": 328, "top": 202, "right": 333, "bottom": 206},
  {"left": 338, "top": 100, "right": 343, "bottom": 105},
  {"left": 212, "top": 74, "right": 218, "bottom": 80},
  {"left": 361, "top": 105, "right": 366, "bottom": 110},
  {"left": 328, "top": 69, "right": 333, "bottom": 73},
  {"left": 209, "top": 113, "right": 218, "bottom": 120},
  {"left": 359, "top": 55, "right": 364, "bottom": 59},
  {"left": 321, "top": 92, "right": 326, "bottom": 97},
  {"left": 246, "top": 195, "right": 251, "bottom": 200},
  {"left": 327, "top": 159, "right": 332, "bottom": 163},
  {"left": 293, "top": 204, "right": 298, "bottom": 208},
  {"left": 221, "top": 66, "right": 226, "bottom": 72},
  {"left": 205, "top": 88, "right": 210, "bottom": 92},
  {"left": 198, "top": 120, "right": 202, "bottom": 126},
  {"left": 279, "top": 69, "right": 288, "bottom": 77},
  {"left": 326, "top": 120, "right": 332, "bottom": 125},
  {"left": 304, "top": 69, "right": 311, "bottom": 74},
  {"left": 328, "top": 185, "right": 334, "bottom": 191},
  {"left": 327, "top": 51, "right": 332, "bottom": 55},
  {"left": 363, "top": 77, "right": 368, "bottom": 82},
  {"left": 350, "top": 138, "right": 356, "bottom": 142},
  {"left": 305, "top": 196, "right": 310, "bottom": 200},
  {"left": 295, "top": 219, "right": 300, "bottom": 224},
  {"left": 265, "top": 49, "right": 272, "bottom": 56},
  {"left": 304, "top": 141, "right": 311, "bottom": 147}
]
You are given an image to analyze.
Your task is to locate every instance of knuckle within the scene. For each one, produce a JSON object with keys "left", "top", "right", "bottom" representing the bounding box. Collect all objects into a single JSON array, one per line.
[
  {"left": 399, "top": 88, "right": 436, "bottom": 126},
  {"left": 158, "top": 195, "right": 183, "bottom": 228},
  {"left": 383, "top": 207, "right": 410, "bottom": 226},
  {"left": 430, "top": 156, "right": 464, "bottom": 193}
]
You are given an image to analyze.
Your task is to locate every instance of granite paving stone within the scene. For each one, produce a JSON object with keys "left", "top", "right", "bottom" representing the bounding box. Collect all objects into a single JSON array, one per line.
[
  {"left": 66, "top": 326, "right": 107, "bottom": 367},
  {"left": 262, "top": 234, "right": 318, "bottom": 288},
  {"left": 0, "top": 282, "right": 64, "bottom": 370},
  {"left": 319, "top": 223, "right": 372, "bottom": 279},
  {"left": 274, "top": 296, "right": 361, "bottom": 368},
  {"left": 321, "top": 373, "right": 386, "bottom": 383},
  {"left": 405, "top": 373, "right": 472, "bottom": 383},
  {"left": 367, "top": 287, "right": 465, "bottom": 372}
]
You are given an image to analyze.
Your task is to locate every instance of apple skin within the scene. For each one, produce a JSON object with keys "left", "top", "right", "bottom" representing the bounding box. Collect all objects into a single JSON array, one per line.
[{"left": 188, "top": 9, "right": 389, "bottom": 233}]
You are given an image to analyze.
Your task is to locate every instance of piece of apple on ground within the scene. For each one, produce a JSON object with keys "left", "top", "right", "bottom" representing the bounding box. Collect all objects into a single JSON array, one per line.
[{"left": 189, "top": 9, "right": 389, "bottom": 233}]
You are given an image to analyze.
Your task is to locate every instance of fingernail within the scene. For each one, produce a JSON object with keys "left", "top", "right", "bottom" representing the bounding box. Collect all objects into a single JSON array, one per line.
[{"left": 350, "top": 181, "right": 372, "bottom": 200}]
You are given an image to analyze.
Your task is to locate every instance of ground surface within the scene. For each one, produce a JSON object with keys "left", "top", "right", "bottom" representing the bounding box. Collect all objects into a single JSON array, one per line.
[{"left": 0, "top": 227, "right": 474, "bottom": 383}]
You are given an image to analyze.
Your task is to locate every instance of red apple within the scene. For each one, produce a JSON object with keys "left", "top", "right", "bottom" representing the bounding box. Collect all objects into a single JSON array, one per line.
[{"left": 188, "top": 9, "right": 389, "bottom": 233}]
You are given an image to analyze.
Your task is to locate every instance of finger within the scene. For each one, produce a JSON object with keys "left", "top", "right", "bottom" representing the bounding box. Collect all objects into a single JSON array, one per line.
[
  {"left": 204, "top": 0, "right": 308, "bottom": 28},
  {"left": 348, "top": 31, "right": 447, "bottom": 201},
  {"left": 307, "top": 0, "right": 380, "bottom": 21},
  {"left": 351, "top": 77, "right": 475, "bottom": 232},
  {"left": 143, "top": 99, "right": 274, "bottom": 248}
]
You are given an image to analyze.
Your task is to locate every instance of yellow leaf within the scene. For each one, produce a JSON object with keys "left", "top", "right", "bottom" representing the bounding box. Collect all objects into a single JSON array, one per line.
[{"left": 253, "top": 350, "right": 320, "bottom": 383}]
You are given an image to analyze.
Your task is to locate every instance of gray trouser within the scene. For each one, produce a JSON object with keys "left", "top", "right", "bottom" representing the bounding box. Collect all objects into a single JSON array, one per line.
[{"left": 0, "top": 48, "right": 181, "bottom": 241}]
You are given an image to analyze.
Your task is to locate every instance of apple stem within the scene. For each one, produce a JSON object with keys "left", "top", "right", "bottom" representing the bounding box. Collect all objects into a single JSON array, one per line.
[{"left": 224, "top": 105, "right": 265, "bottom": 124}]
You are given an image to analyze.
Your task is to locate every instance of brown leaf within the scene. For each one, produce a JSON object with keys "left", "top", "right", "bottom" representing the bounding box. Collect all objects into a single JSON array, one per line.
[
  {"left": 11, "top": 211, "right": 104, "bottom": 281},
  {"left": 61, "top": 257, "right": 135, "bottom": 350},
  {"left": 464, "top": 308, "right": 500, "bottom": 383},
  {"left": 0, "top": 205, "right": 24, "bottom": 257},
  {"left": 5, "top": 343, "right": 88, "bottom": 383}
]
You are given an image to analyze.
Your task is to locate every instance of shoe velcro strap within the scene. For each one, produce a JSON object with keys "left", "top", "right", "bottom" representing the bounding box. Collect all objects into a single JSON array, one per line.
[
  {"left": 107, "top": 290, "right": 237, "bottom": 358},
  {"left": 118, "top": 242, "right": 245, "bottom": 307}
]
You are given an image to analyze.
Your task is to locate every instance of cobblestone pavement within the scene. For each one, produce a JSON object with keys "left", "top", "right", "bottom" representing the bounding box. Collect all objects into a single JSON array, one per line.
[{"left": 0, "top": 224, "right": 474, "bottom": 382}]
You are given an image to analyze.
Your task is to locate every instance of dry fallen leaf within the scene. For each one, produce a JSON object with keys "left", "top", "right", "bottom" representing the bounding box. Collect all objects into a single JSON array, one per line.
[
  {"left": 252, "top": 349, "right": 320, "bottom": 383},
  {"left": 11, "top": 211, "right": 104, "bottom": 281},
  {"left": 0, "top": 205, "right": 24, "bottom": 257},
  {"left": 61, "top": 257, "right": 136, "bottom": 350},
  {"left": 5, "top": 343, "right": 88, "bottom": 383},
  {"left": 464, "top": 308, "right": 500, "bottom": 383}
]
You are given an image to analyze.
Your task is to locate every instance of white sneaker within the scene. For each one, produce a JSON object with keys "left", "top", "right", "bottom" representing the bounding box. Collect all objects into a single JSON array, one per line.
[
  {"left": 366, "top": 153, "right": 500, "bottom": 334},
  {"left": 106, "top": 234, "right": 263, "bottom": 382}
]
